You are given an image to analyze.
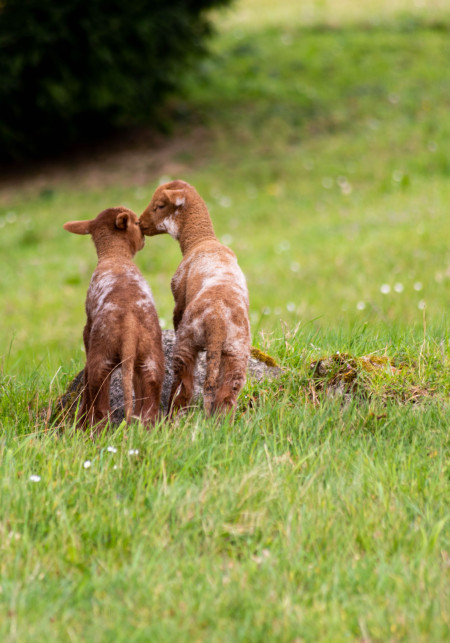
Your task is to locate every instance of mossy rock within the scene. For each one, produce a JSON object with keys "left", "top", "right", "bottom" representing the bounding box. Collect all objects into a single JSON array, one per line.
[
  {"left": 54, "top": 330, "right": 281, "bottom": 425},
  {"left": 310, "top": 352, "right": 397, "bottom": 397}
]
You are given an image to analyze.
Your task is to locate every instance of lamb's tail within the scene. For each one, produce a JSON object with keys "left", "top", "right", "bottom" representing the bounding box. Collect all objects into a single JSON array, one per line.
[
  {"left": 121, "top": 319, "right": 137, "bottom": 423},
  {"left": 203, "top": 316, "right": 227, "bottom": 415}
]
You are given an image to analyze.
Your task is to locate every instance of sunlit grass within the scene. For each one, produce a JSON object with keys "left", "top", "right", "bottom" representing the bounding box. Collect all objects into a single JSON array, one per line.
[{"left": 218, "top": 0, "right": 450, "bottom": 30}]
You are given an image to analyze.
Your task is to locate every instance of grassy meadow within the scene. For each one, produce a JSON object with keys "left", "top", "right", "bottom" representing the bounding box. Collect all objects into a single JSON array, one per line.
[{"left": 0, "top": 0, "right": 449, "bottom": 640}]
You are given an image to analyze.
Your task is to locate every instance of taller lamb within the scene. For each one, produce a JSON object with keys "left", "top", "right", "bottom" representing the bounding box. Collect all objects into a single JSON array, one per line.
[
  {"left": 64, "top": 207, "right": 164, "bottom": 431},
  {"left": 139, "top": 180, "right": 250, "bottom": 416}
]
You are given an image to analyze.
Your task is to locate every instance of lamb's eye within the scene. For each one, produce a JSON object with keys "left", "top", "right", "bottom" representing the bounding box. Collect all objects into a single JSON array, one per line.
[{"left": 157, "top": 204, "right": 165, "bottom": 210}]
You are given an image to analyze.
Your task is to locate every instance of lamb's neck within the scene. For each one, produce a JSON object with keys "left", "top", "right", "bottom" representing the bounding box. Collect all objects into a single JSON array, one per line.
[
  {"left": 179, "top": 209, "right": 217, "bottom": 256},
  {"left": 94, "top": 237, "right": 134, "bottom": 264}
]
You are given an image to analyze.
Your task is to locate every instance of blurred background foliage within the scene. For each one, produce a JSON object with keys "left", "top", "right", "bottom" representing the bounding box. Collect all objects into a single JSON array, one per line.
[{"left": 0, "top": 0, "right": 233, "bottom": 160}]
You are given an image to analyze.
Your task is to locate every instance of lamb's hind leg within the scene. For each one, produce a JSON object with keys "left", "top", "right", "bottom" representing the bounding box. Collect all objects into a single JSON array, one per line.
[
  {"left": 168, "top": 339, "right": 198, "bottom": 417},
  {"left": 88, "top": 359, "right": 113, "bottom": 432},
  {"left": 213, "top": 352, "right": 248, "bottom": 415},
  {"left": 203, "top": 348, "right": 222, "bottom": 416},
  {"left": 137, "top": 356, "right": 165, "bottom": 426}
]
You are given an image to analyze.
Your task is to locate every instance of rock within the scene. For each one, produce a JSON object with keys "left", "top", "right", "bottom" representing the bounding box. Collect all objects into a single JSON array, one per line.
[{"left": 56, "top": 330, "right": 281, "bottom": 423}]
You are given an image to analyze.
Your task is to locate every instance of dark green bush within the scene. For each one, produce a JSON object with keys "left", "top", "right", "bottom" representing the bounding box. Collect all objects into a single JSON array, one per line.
[{"left": 0, "top": 0, "right": 232, "bottom": 160}]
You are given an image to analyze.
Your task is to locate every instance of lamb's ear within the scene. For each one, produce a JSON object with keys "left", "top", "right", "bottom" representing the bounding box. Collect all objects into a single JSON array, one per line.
[
  {"left": 63, "top": 220, "right": 91, "bottom": 235},
  {"left": 115, "top": 212, "right": 130, "bottom": 230},
  {"left": 163, "top": 189, "right": 186, "bottom": 209}
]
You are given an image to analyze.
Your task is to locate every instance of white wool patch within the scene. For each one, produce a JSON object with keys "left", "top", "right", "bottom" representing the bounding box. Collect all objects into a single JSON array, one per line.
[
  {"left": 135, "top": 297, "right": 153, "bottom": 310},
  {"left": 192, "top": 253, "right": 249, "bottom": 302},
  {"left": 221, "top": 306, "right": 250, "bottom": 351},
  {"left": 88, "top": 271, "right": 117, "bottom": 318},
  {"left": 160, "top": 216, "right": 179, "bottom": 240},
  {"left": 189, "top": 315, "right": 205, "bottom": 345},
  {"left": 171, "top": 263, "right": 186, "bottom": 292},
  {"left": 175, "top": 197, "right": 185, "bottom": 207},
  {"left": 101, "top": 302, "right": 118, "bottom": 314},
  {"left": 126, "top": 269, "right": 155, "bottom": 306},
  {"left": 142, "top": 357, "right": 158, "bottom": 376}
]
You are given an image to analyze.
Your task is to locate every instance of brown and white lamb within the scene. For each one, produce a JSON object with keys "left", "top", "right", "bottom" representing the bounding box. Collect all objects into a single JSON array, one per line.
[
  {"left": 139, "top": 180, "right": 250, "bottom": 416},
  {"left": 64, "top": 206, "right": 164, "bottom": 430}
]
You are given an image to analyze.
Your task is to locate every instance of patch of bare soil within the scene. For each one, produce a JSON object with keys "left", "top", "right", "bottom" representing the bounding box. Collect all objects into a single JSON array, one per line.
[{"left": 0, "top": 124, "right": 211, "bottom": 205}]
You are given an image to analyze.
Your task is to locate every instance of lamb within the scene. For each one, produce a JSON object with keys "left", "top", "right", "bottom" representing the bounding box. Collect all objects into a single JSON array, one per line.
[
  {"left": 64, "top": 206, "right": 165, "bottom": 430},
  {"left": 139, "top": 180, "right": 250, "bottom": 416}
]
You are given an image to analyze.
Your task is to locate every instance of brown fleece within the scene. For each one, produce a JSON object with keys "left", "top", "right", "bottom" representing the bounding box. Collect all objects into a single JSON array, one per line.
[
  {"left": 140, "top": 181, "right": 251, "bottom": 416},
  {"left": 64, "top": 207, "right": 164, "bottom": 431}
]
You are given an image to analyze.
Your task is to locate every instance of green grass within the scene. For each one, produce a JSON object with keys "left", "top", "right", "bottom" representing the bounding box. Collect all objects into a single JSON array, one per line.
[
  {"left": 1, "top": 326, "right": 449, "bottom": 641},
  {"left": 0, "top": 0, "right": 449, "bottom": 640}
]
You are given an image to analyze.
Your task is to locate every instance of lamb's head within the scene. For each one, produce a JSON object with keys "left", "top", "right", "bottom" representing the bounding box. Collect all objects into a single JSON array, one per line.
[
  {"left": 64, "top": 207, "right": 145, "bottom": 257},
  {"left": 139, "top": 180, "right": 195, "bottom": 239}
]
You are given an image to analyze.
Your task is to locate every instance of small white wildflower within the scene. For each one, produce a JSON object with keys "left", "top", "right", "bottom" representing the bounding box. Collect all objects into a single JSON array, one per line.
[
  {"left": 290, "top": 262, "right": 300, "bottom": 273},
  {"left": 340, "top": 181, "right": 353, "bottom": 195},
  {"left": 418, "top": 300, "right": 426, "bottom": 310},
  {"left": 274, "top": 307, "right": 282, "bottom": 316},
  {"left": 394, "top": 283, "right": 404, "bottom": 293},
  {"left": 321, "top": 177, "right": 333, "bottom": 189},
  {"left": 356, "top": 301, "right": 366, "bottom": 310},
  {"left": 413, "top": 281, "right": 423, "bottom": 291},
  {"left": 83, "top": 460, "right": 91, "bottom": 469},
  {"left": 29, "top": 475, "right": 41, "bottom": 482},
  {"left": 286, "top": 302, "right": 296, "bottom": 312},
  {"left": 128, "top": 449, "right": 139, "bottom": 456},
  {"left": 380, "top": 284, "right": 391, "bottom": 294},
  {"left": 159, "top": 318, "right": 167, "bottom": 328},
  {"left": 107, "top": 446, "right": 117, "bottom": 453},
  {"left": 277, "top": 240, "right": 290, "bottom": 252},
  {"left": 262, "top": 307, "right": 271, "bottom": 316},
  {"left": 219, "top": 196, "right": 232, "bottom": 208},
  {"left": 221, "top": 233, "right": 233, "bottom": 245},
  {"left": 113, "top": 465, "right": 118, "bottom": 470}
]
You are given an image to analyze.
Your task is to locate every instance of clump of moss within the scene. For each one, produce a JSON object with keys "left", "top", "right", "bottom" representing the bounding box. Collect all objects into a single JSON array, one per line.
[
  {"left": 250, "top": 347, "right": 279, "bottom": 368},
  {"left": 310, "top": 352, "right": 398, "bottom": 397}
]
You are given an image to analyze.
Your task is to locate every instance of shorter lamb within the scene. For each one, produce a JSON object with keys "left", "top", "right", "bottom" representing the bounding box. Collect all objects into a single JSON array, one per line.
[
  {"left": 139, "top": 180, "right": 251, "bottom": 416},
  {"left": 64, "top": 207, "right": 164, "bottom": 431}
]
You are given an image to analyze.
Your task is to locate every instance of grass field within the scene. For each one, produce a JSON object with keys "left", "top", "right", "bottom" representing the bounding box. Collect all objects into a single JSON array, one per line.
[{"left": 0, "top": 0, "right": 449, "bottom": 640}]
